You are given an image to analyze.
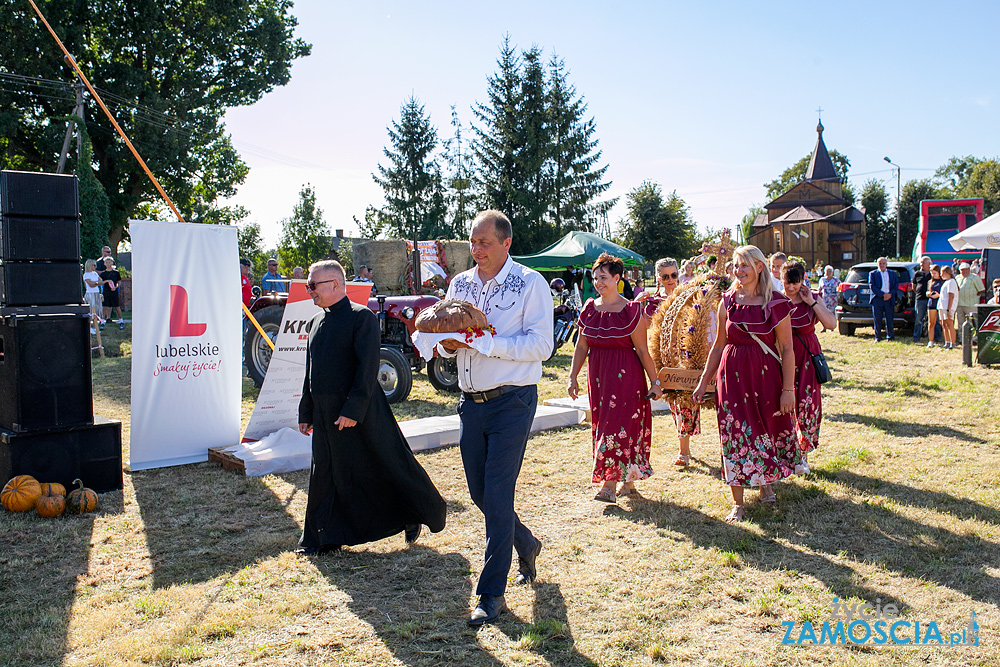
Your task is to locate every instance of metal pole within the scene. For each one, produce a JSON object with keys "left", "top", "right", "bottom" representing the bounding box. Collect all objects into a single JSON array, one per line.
[{"left": 884, "top": 157, "right": 901, "bottom": 258}]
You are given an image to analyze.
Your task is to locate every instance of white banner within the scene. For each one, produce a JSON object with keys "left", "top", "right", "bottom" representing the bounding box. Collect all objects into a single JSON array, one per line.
[
  {"left": 242, "top": 281, "right": 374, "bottom": 443},
  {"left": 129, "top": 220, "right": 242, "bottom": 470}
]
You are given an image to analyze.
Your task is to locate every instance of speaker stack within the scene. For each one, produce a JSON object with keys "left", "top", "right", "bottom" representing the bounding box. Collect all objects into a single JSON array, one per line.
[{"left": 0, "top": 170, "right": 123, "bottom": 492}]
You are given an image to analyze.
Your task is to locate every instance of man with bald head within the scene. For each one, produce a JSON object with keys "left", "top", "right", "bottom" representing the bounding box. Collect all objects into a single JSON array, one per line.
[{"left": 295, "top": 260, "right": 446, "bottom": 555}]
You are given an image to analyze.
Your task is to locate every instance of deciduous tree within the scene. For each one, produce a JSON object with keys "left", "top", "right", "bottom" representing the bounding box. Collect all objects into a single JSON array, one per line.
[
  {"left": 278, "top": 184, "right": 333, "bottom": 271},
  {"left": 860, "top": 179, "right": 893, "bottom": 260},
  {"left": 616, "top": 181, "right": 697, "bottom": 262}
]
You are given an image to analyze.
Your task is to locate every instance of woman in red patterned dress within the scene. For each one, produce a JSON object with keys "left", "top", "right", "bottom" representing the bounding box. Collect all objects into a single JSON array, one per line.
[
  {"left": 692, "top": 246, "right": 808, "bottom": 522},
  {"left": 781, "top": 261, "right": 836, "bottom": 457},
  {"left": 638, "top": 257, "right": 702, "bottom": 468},
  {"left": 569, "top": 253, "right": 664, "bottom": 503}
]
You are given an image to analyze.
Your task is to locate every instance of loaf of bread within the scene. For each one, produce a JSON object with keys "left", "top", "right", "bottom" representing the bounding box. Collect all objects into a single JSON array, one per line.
[{"left": 415, "top": 298, "right": 489, "bottom": 333}]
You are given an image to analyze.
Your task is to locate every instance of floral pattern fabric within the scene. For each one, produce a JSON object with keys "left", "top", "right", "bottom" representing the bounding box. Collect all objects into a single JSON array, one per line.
[
  {"left": 669, "top": 402, "right": 701, "bottom": 436},
  {"left": 716, "top": 292, "right": 808, "bottom": 487},
  {"left": 579, "top": 300, "right": 653, "bottom": 483},
  {"left": 789, "top": 294, "right": 823, "bottom": 452},
  {"left": 819, "top": 276, "right": 840, "bottom": 313}
]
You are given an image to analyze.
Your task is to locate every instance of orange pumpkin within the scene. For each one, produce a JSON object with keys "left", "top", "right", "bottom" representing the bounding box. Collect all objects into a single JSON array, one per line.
[
  {"left": 1, "top": 475, "right": 42, "bottom": 512},
  {"left": 39, "top": 482, "right": 67, "bottom": 497},
  {"left": 36, "top": 491, "right": 67, "bottom": 518},
  {"left": 66, "top": 478, "right": 98, "bottom": 514}
]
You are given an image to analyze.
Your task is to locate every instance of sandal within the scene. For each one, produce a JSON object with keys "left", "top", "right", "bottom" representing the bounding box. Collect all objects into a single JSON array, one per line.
[
  {"left": 673, "top": 453, "right": 690, "bottom": 467},
  {"left": 760, "top": 486, "right": 777, "bottom": 504},
  {"left": 594, "top": 488, "right": 617, "bottom": 504},
  {"left": 725, "top": 504, "right": 746, "bottom": 523}
]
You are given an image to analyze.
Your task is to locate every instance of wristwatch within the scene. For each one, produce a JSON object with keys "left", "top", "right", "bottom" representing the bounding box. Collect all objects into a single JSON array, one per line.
[{"left": 652, "top": 379, "right": 661, "bottom": 386}]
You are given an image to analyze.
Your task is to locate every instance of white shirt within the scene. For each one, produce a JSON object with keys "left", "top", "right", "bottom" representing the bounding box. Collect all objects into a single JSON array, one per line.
[
  {"left": 437, "top": 256, "right": 553, "bottom": 392},
  {"left": 771, "top": 275, "right": 783, "bottom": 293},
  {"left": 83, "top": 271, "right": 101, "bottom": 294},
  {"left": 879, "top": 269, "right": 891, "bottom": 294},
  {"left": 939, "top": 278, "right": 959, "bottom": 312}
]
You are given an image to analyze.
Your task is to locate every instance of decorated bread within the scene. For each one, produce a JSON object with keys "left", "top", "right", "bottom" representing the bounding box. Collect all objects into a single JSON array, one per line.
[{"left": 415, "top": 298, "right": 489, "bottom": 333}]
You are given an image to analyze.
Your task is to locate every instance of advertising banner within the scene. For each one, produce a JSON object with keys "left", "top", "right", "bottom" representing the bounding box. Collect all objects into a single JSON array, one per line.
[
  {"left": 129, "top": 221, "right": 242, "bottom": 470},
  {"left": 977, "top": 304, "right": 1000, "bottom": 365},
  {"left": 241, "top": 281, "right": 373, "bottom": 442}
]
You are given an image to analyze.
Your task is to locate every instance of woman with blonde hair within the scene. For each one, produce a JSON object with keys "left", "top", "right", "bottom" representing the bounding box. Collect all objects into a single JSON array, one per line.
[
  {"left": 939, "top": 265, "right": 959, "bottom": 349},
  {"left": 692, "top": 245, "right": 807, "bottom": 522},
  {"left": 82, "top": 259, "right": 103, "bottom": 333},
  {"left": 569, "top": 253, "right": 663, "bottom": 502}
]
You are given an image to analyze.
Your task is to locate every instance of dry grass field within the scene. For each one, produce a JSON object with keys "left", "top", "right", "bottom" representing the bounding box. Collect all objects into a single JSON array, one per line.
[{"left": 1, "top": 328, "right": 999, "bottom": 666}]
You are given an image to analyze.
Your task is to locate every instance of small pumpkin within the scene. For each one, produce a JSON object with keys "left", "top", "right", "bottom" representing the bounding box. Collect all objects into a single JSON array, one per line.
[
  {"left": 66, "top": 478, "right": 98, "bottom": 514},
  {"left": 39, "top": 482, "right": 67, "bottom": 497},
  {"left": 36, "top": 491, "right": 67, "bottom": 518},
  {"left": 1, "top": 475, "right": 42, "bottom": 512}
]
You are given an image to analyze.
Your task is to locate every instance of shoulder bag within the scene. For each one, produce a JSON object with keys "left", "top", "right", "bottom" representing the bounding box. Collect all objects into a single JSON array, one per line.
[{"left": 794, "top": 329, "right": 830, "bottom": 384}]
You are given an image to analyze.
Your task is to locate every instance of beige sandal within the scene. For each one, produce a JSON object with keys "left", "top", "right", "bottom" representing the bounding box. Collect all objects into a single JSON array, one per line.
[
  {"left": 594, "top": 488, "right": 616, "bottom": 504},
  {"left": 616, "top": 483, "right": 638, "bottom": 497},
  {"left": 760, "top": 486, "right": 777, "bottom": 504},
  {"left": 725, "top": 504, "right": 746, "bottom": 523},
  {"left": 673, "top": 453, "right": 690, "bottom": 467}
]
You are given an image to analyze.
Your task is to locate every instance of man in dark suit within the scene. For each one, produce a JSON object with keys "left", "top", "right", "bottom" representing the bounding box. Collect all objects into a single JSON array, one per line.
[{"left": 868, "top": 257, "right": 899, "bottom": 341}]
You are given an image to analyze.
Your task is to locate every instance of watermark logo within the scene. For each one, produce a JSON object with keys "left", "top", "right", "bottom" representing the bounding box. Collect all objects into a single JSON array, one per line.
[{"left": 781, "top": 597, "right": 979, "bottom": 646}]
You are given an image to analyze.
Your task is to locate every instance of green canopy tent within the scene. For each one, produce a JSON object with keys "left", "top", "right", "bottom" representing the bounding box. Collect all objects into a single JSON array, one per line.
[{"left": 512, "top": 231, "right": 645, "bottom": 269}]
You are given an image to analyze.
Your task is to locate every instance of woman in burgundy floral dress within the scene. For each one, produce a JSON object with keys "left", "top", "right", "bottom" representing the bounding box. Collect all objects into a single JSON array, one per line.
[
  {"left": 569, "top": 253, "right": 663, "bottom": 503},
  {"left": 692, "top": 246, "right": 808, "bottom": 522},
  {"left": 638, "top": 257, "right": 702, "bottom": 468},
  {"left": 781, "top": 262, "right": 837, "bottom": 456}
]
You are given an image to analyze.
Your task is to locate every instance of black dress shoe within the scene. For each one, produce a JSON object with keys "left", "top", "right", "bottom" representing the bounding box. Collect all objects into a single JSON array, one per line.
[
  {"left": 294, "top": 544, "right": 341, "bottom": 556},
  {"left": 514, "top": 539, "right": 542, "bottom": 585},
  {"left": 469, "top": 594, "right": 506, "bottom": 627},
  {"left": 404, "top": 524, "right": 421, "bottom": 544}
]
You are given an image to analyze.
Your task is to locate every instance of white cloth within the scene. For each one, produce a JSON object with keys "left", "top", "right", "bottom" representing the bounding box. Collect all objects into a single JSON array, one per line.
[
  {"left": 412, "top": 330, "right": 494, "bottom": 361},
  {"left": 879, "top": 269, "right": 891, "bottom": 294},
  {"left": 939, "top": 278, "right": 959, "bottom": 313},
  {"left": 436, "top": 255, "right": 553, "bottom": 392},
  {"left": 771, "top": 275, "right": 783, "bottom": 293},
  {"left": 83, "top": 271, "right": 101, "bottom": 294}
]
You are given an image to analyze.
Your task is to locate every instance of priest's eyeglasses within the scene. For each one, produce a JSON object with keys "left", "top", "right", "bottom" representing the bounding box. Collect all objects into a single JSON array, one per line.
[{"left": 305, "top": 279, "right": 336, "bottom": 291}]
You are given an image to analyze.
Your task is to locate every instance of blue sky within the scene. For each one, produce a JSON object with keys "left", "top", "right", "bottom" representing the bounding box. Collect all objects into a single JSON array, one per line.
[{"left": 222, "top": 0, "right": 1000, "bottom": 249}]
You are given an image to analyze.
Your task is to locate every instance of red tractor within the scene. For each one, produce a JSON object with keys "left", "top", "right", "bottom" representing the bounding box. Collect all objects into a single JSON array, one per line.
[{"left": 243, "top": 290, "right": 458, "bottom": 402}]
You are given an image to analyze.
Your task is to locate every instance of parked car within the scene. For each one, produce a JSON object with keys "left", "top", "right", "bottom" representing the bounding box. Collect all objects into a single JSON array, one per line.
[
  {"left": 243, "top": 291, "right": 458, "bottom": 402},
  {"left": 835, "top": 261, "right": 919, "bottom": 336}
]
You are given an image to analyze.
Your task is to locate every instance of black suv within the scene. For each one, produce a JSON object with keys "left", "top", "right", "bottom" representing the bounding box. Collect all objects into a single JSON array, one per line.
[{"left": 836, "top": 261, "right": 919, "bottom": 336}]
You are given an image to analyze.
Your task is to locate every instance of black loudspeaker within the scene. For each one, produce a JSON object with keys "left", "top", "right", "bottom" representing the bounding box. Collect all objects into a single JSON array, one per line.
[
  {"left": 1, "top": 215, "right": 81, "bottom": 261},
  {"left": 0, "top": 416, "right": 123, "bottom": 492},
  {"left": 0, "top": 170, "right": 79, "bottom": 219},
  {"left": 0, "top": 306, "right": 93, "bottom": 432},
  {"left": 0, "top": 262, "right": 83, "bottom": 306}
]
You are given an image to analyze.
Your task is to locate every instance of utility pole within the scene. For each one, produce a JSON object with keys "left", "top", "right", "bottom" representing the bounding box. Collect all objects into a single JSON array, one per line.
[
  {"left": 883, "top": 157, "right": 901, "bottom": 258},
  {"left": 57, "top": 77, "right": 85, "bottom": 173}
]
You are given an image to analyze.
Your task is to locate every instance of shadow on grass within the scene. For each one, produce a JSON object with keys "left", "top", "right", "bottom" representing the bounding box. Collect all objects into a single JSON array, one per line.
[
  {"left": 0, "top": 493, "right": 122, "bottom": 665},
  {"left": 617, "top": 482, "right": 1000, "bottom": 608},
  {"left": 133, "top": 465, "right": 304, "bottom": 589},
  {"left": 824, "top": 412, "right": 987, "bottom": 443},
  {"left": 314, "top": 547, "right": 595, "bottom": 667}
]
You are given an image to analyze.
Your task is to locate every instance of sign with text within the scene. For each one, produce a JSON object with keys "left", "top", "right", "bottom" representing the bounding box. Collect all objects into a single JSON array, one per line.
[
  {"left": 977, "top": 305, "right": 1000, "bottom": 365},
  {"left": 658, "top": 367, "right": 716, "bottom": 393},
  {"left": 241, "top": 281, "right": 372, "bottom": 442},
  {"left": 129, "top": 221, "right": 242, "bottom": 470}
]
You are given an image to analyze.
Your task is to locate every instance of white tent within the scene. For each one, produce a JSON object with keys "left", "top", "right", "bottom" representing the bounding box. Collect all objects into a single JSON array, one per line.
[{"left": 950, "top": 210, "right": 1000, "bottom": 250}]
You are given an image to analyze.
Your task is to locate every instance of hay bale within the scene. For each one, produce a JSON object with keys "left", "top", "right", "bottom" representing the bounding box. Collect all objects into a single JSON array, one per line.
[
  {"left": 439, "top": 240, "right": 473, "bottom": 277},
  {"left": 353, "top": 240, "right": 409, "bottom": 295}
]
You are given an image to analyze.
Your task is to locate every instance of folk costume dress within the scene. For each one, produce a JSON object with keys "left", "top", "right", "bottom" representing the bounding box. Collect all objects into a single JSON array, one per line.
[
  {"left": 716, "top": 292, "right": 809, "bottom": 487},
  {"left": 642, "top": 291, "right": 700, "bottom": 437},
  {"left": 789, "top": 294, "right": 823, "bottom": 452},
  {"left": 579, "top": 299, "right": 653, "bottom": 484},
  {"left": 298, "top": 295, "right": 447, "bottom": 550}
]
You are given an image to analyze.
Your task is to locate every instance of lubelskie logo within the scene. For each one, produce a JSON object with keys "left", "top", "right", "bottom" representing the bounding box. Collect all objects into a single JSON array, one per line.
[
  {"left": 169, "top": 285, "right": 206, "bottom": 337},
  {"left": 781, "top": 597, "right": 979, "bottom": 646},
  {"left": 152, "top": 284, "right": 222, "bottom": 380}
]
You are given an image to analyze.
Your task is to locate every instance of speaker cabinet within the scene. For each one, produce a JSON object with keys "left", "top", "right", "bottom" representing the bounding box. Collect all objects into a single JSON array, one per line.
[
  {"left": 0, "top": 170, "right": 79, "bottom": 219},
  {"left": 0, "top": 261, "right": 83, "bottom": 306},
  {"left": 0, "top": 307, "right": 93, "bottom": 432},
  {"left": 1, "top": 215, "right": 81, "bottom": 261},
  {"left": 0, "top": 416, "right": 123, "bottom": 492}
]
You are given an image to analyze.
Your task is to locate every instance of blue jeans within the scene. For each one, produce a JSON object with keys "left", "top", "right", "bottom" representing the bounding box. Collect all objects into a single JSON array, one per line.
[
  {"left": 913, "top": 299, "right": 928, "bottom": 341},
  {"left": 872, "top": 298, "right": 895, "bottom": 340},
  {"left": 458, "top": 385, "right": 539, "bottom": 597}
]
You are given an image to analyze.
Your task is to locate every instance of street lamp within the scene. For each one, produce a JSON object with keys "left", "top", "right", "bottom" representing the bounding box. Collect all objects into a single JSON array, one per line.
[{"left": 884, "top": 156, "right": 901, "bottom": 258}]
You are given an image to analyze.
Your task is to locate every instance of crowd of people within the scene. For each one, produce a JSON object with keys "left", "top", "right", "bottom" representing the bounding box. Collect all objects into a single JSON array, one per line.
[{"left": 82, "top": 245, "right": 126, "bottom": 335}]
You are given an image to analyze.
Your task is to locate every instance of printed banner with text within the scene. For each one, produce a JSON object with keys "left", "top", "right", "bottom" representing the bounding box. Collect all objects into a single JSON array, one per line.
[{"left": 129, "top": 220, "right": 242, "bottom": 470}]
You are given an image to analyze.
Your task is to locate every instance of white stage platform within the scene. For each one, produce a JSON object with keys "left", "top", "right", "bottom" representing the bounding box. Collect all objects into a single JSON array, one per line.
[
  {"left": 543, "top": 394, "right": 671, "bottom": 421},
  {"left": 218, "top": 404, "right": 587, "bottom": 476}
]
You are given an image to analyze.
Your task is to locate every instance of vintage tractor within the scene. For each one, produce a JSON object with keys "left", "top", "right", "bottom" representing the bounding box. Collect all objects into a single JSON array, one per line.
[{"left": 243, "top": 289, "right": 458, "bottom": 403}]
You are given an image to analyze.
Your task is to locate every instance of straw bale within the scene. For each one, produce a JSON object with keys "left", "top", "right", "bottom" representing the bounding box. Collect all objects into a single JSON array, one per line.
[
  {"left": 353, "top": 240, "right": 409, "bottom": 295},
  {"left": 439, "top": 240, "right": 474, "bottom": 277}
]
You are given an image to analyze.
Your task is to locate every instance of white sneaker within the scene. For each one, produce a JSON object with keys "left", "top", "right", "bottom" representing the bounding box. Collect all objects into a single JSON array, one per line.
[
  {"left": 926, "top": 341, "right": 934, "bottom": 348},
  {"left": 90, "top": 327, "right": 96, "bottom": 335}
]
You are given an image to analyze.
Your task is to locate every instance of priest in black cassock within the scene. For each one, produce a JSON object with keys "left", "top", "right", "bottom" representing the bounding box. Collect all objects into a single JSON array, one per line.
[{"left": 295, "top": 260, "right": 447, "bottom": 555}]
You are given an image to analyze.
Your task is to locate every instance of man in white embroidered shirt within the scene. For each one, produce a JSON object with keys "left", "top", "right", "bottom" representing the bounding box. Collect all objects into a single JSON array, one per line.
[{"left": 437, "top": 209, "right": 553, "bottom": 627}]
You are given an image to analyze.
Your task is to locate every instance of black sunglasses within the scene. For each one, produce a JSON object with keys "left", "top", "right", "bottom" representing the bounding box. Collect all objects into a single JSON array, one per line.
[{"left": 305, "top": 279, "right": 336, "bottom": 291}]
